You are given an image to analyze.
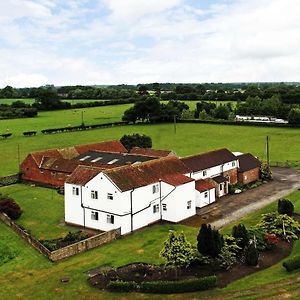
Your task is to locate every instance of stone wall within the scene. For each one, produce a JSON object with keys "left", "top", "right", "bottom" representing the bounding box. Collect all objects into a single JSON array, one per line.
[
  {"left": 0, "top": 212, "right": 121, "bottom": 262},
  {"left": 0, "top": 174, "right": 20, "bottom": 187},
  {"left": 49, "top": 228, "right": 121, "bottom": 261}
]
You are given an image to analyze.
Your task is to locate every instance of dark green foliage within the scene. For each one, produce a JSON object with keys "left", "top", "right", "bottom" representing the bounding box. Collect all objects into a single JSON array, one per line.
[
  {"left": 107, "top": 280, "right": 138, "bottom": 292},
  {"left": 139, "top": 276, "right": 217, "bottom": 294},
  {"left": 260, "top": 162, "right": 272, "bottom": 181},
  {"left": 23, "top": 131, "right": 37, "bottom": 136},
  {"left": 245, "top": 243, "right": 259, "bottom": 266},
  {"left": 40, "top": 231, "right": 88, "bottom": 251},
  {"left": 213, "top": 104, "right": 230, "bottom": 120},
  {"left": 288, "top": 108, "right": 300, "bottom": 124},
  {"left": 247, "top": 227, "right": 269, "bottom": 251},
  {"left": 278, "top": 199, "right": 294, "bottom": 216},
  {"left": 283, "top": 255, "right": 300, "bottom": 272},
  {"left": 0, "top": 196, "right": 22, "bottom": 220},
  {"left": 232, "top": 224, "right": 249, "bottom": 249},
  {"left": 197, "top": 224, "right": 223, "bottom": 258},
  {"left": 0, "top": 133, "right": 12, "bottom": 139},
  {"left": 120, "top": 133, "right": 152, "bottom": 151}
]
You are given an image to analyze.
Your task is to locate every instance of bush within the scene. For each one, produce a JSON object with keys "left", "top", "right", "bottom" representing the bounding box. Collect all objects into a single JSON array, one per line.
[
  {"left": 283, "top": 255, "right": 300, "bottom": 272},
  {"left": 139, "top": 276, "right": 217, "bottom": 294},
  {"left": 260, "top": 162, "right": 272, "bottom": 181},
  {"left": 245, "top": 243, "right": 259, "bottom": 266},
  {"left": 1, "top": 133, "right": 12, "bottom": 139},
  {"left": 0, "top": 197, "right": 22, "bottom": 220},
  {"left": 232, "top": 224, "right": 249, "bottom": 250},
  {"left": 247, "top": 227, "right": 269, "bottom": 251},
  {"left": 120, "top": 133, "right": 152, "bottom": 151},
  {"left": 278, "top": 199, "right": 294, "bottom": 216},
  {"left": 107, "top": 280, "right": 138, "bottom": 292},
  {"left": 23, "top": 131, "right": 37, "bottom": 136}
]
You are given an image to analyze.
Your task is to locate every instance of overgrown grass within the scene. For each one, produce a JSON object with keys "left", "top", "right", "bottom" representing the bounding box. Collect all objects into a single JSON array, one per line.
[{"left": 0, "top": 184, "right": 77, "bottom": 239}]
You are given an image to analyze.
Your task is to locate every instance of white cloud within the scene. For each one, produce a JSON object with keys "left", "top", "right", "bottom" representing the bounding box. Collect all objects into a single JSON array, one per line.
[{"left": 0, "top": 0, "right": 300, "bottom": 87}]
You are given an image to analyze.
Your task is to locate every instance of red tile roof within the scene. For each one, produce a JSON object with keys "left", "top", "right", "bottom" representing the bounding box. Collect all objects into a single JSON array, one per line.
[
  {"left": 181, "top": 148, "right": 237, "bottom": 172},
  {"left": 28, "top": 140, "right": 127, "bottom": 167},
  {"left": 66, "top": 166, "right": 104, "bottom": 185},
  {"left": 75, "top": 140, "right": 127, "bottom": 154},
  {"left": 238, "top": 153, "right": 261, "bottom": 172},
  {"left": 129, "top": 147, "right": 174, "bottom": 158},
  {"left": 195, "top": 179, "right": 215, "bottom": 192},
  {"left": 162, "top": 174, "right": 194, "bottom": 186},
  {"left": 103, "top": 157, "right": 192, "bottom": 192}
]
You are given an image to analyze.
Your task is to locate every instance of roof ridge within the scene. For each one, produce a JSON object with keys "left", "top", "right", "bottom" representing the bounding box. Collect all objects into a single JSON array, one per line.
[{"left": 182, "top": 148, "right": 229, "bottom": 160}]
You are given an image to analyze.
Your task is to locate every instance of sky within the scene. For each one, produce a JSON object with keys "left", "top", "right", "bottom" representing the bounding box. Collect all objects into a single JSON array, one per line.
[{"left": 0, "top": 0, "right": 300, "bottom": 87}]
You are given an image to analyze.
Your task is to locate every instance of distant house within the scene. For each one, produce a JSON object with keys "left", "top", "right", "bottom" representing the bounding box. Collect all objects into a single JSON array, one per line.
[{"left": 237, "top": 153, "right": 261, "bottom": 184}]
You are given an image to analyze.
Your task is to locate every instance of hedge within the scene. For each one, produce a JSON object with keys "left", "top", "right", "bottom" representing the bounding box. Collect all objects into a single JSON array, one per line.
[
  {"left": 283, "top": 255, "right": 300, "bottom": 272},
  {"left": 41, "top": 121, "right": 127, "bottom": 134},
  {"left": 107, "top": 280, "right": 138, "bottom": 292},
  {"left": 139, "top": 276, "right": 217, "bottom": 294},
  {"left": 23, "top": 131, "right": 37, "bottom": 136}
]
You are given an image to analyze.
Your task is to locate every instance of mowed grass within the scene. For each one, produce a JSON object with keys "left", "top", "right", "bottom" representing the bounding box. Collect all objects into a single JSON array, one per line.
[
  {"left": 0, "top": 98, "right": 36, "bottom": 105},
  {"left": 0, "top": 187, "right": 299, "bottom": 299},
  {"left": 1, "top": 121, "right": 300, "bottom": 176},
  {"left": 0, "top": 184, "right": 77, "bottom": 239},
  {"left": 0, "top": 104, "right": 132, "bottom": 136}
]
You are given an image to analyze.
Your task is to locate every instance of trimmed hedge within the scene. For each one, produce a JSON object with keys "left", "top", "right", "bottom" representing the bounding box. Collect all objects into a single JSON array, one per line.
[
  {"left": 140, "top": 276, "right": 217, "bottom": 294},
  {"left": 283, "top": 255, "right": 300, "bottom": 272},
  {"left": 23, "top": 131, "right": 37, "bottom": 136},
  {"left": 107, "top": 280, "right": 138, "bottom": 292},
  {"left": 41, "top": 121, "right": 127, "bottom": 134}
]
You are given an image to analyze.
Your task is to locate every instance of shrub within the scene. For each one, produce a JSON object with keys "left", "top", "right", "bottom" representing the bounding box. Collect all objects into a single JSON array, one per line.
[
  {"left": 1, "top": 133, "right": 12, "bottom": 139},
  {"left": 0, "top": 196, "right": 22, "bottom": 220},
  {"left": 139, "top": 276, "right": 217, "bottom": 294},
  {"left": 23, "top": 131, "right": 37, "bottom": 136},
  {"left": 232, "top": 224, "right": 249, "bottom": 250},
  {"left": 278, "top": 199, "right": 294, "bottom": 216},
  {"left": 107, "top": 280, "right": 138, "bottom": 292},
  {"left": 256, "top": 212, "right": 300, "bottom": 240},
  {"left": 245, "top": 243, "right": 259, "bottom": 266},
  {"left": 260, "top": 162, "right": 272, "bottom": 181},
  {"left": 283, "top": 255, "right": 300, "bottom": 272},
  {"left": 247, "top": 227, "right": 269, "bottom": 251},
  {"left": 197, "top": 224, "right": 223, "bottom": 258},
  {"left": 120, "top": 133, "right": 152, "bottom": 151}
]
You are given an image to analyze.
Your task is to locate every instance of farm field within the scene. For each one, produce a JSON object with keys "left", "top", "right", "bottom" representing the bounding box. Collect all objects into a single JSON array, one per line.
[
  {"left": 0, "top": 98, "right": 36, "bottom": 105},
  {"left": 0, "top": 186, "right": 299, "bottom": 299},
  {"left": 0, "top": 120, "right": 300, "bottom": 176}
]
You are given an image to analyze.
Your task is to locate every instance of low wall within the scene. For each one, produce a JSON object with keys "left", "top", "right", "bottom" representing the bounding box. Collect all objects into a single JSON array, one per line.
[
  {"left": 0, "top": 174, "right": 20, "bottom": 186},
  {"left": 49, "top": 228, "right": 121, "bottom": 261},
  {"left": 0, "top": 212, "right": 121, "bottom": 262}
]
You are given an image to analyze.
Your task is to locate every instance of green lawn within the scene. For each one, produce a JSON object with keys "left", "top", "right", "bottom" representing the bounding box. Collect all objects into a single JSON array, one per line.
[
  {"left": 0, "top": 187, "right": 299, "bottom": 299},
  {"left": 0, "top": 98, "right": 36, "bottom": 105},
  {"left": 1, "top": 120, "right": 300, "bottom": 176},
  {"left": 0, "top": 184, "right": 77, "bottom": 239}
]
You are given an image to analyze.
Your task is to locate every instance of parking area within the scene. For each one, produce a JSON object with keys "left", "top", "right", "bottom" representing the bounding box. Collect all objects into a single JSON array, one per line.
[{"left": 180, "top": 167, "right": 300, "bottom": 229}]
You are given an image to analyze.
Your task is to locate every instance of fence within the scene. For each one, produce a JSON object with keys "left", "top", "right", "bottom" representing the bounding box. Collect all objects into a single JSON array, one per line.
[
  {"left": 0, "top": 212, "right": 121, "bottom": 262},
  {"left": 0, "top": 173, "right": 20, "bottom": 187}
]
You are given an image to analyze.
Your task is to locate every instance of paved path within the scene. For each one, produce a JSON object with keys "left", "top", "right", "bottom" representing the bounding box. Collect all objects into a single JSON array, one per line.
[{"left": 180, "top": 167, "right": 300, "bottom": 229}]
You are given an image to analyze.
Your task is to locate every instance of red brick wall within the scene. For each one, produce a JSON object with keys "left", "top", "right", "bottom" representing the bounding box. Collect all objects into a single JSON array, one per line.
[
  {"left": 238, "top": 168, "right": 260, "bottom": 184},
  {"left": 20, "top": 155, "right": 67, "bottom": 187},
  {"left": 223, "top": 168, "right": 238, "bottom": 184}
]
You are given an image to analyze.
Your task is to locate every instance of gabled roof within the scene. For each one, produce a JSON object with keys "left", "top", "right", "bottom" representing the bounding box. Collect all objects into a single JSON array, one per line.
[
  {"left": 27, "top": 140, "right": 127, "bottom": 167},
  {"left": 238, "top": 153, "right": 261, "bottom": 172},
  {"left": 181, "top": 148, "right": 237, "bottom": 172},
  {"left": 75, "top": 140, "right": 127, "bottom": 155},
  {"left": 66, "top": 166, "right": 104, "bottom": 185},
  {"left": 162, "top": 174, "right": 194, "bottom": 187},
  {"left": 129, "top": 147, "right": 175, "bottom": 158},
  {"left": 103, "top": 157, "right": 192, "bottom": 192},
  {"left": 195, "top": 179, "right": 215, "bottom": 192}
]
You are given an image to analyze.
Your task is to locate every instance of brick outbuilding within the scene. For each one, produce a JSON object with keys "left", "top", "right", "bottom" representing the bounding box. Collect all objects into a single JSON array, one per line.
[{"left": 237, "top": 153, "right": 261, "bottom": 184}]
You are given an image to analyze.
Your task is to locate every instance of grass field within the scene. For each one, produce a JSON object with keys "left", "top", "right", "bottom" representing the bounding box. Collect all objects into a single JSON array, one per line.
[
  {"left": 0, "top": 184, "right": 76, "bottom": 239},
  {"left": 0, "top": 186, "right": 299, "bottom": 299},
  {"left": 0, "top": 119, "right": 300, "bottom": 176}
]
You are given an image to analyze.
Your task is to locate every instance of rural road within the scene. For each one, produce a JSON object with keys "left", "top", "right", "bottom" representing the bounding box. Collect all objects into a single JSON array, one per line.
[{"left": 181, "top": 167, "right": 300, "bottom": 229}]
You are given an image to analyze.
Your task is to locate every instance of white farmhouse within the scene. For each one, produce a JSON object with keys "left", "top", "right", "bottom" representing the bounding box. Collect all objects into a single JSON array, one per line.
[
  {"left": 65, "top": 157, "right": 196, "bottom": 235},
  {"left": 64, "top": 148, "right": 241, "bottom": 235}
]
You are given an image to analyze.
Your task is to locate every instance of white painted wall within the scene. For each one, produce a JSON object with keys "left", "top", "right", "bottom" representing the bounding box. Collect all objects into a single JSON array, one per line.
[{"left": 195, "top": 188, "right": 215, "bottom": 208}]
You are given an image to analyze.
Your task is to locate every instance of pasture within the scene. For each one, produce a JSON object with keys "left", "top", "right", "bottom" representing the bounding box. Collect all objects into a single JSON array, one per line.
[
  {"left": 0, "top": 187, "right": 299, "bottom": 299},
  {"left": 0, "top": 117, "right": 300, "bottom": 176}
]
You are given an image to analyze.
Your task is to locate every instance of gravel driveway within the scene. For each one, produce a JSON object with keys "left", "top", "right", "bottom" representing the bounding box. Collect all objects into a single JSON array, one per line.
[{"left": 180, "top": 167, "right": 300, "bottom": 229}]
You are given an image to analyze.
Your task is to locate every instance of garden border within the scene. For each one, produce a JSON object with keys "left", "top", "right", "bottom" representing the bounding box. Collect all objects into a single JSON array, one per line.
[{"left": 0, "top": 212, "right": 121, "bottom": 261}]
